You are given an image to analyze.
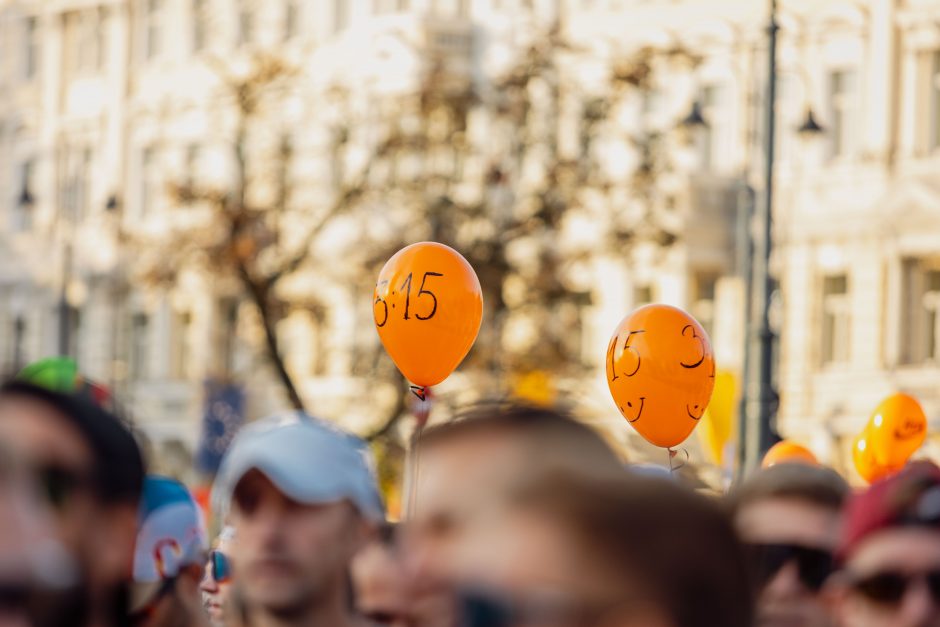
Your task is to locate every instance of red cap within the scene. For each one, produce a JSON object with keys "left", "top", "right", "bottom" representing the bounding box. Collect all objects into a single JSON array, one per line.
[{"left": 839, "top": 461, "right": 940, "bottom": 562}]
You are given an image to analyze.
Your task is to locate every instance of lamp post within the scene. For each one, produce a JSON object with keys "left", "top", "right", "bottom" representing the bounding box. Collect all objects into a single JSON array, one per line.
[{"left": 741, "top": 0, "right": 782, "bottom": 472}]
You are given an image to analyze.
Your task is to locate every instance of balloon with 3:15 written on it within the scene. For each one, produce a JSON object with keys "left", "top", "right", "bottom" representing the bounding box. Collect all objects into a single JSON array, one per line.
[
  {"left": 606, "top": 304, "right": 716, "bottom": 449},
  {"left": 373, "top": 242, "right": 483, "bottom": 388}
]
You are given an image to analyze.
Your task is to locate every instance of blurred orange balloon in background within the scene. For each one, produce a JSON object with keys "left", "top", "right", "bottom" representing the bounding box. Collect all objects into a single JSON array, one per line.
[
  {"left": 761, "top": 440, "right": 818, "bottom": 469},
  {"left": 852, "top": 430, "right": 903, "bottom": 484},
  {"left": 374, "top": 242, "right": 483, "bottom": 388},
  {"left": 867, "top": 393, "right": 927, "bottom": 468},
  {"left": 606, "top": 304, "right": 716, "bottom": 449}
]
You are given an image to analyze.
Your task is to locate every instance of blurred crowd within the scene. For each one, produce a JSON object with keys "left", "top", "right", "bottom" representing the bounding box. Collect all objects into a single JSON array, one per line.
[{"left": 3, "top": 370, "right": 940, "bottom": 627}]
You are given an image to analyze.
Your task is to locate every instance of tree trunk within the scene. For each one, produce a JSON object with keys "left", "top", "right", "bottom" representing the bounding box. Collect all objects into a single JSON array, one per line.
[{"left": 235, "top": 262, "right": 306, "bottom": 412}]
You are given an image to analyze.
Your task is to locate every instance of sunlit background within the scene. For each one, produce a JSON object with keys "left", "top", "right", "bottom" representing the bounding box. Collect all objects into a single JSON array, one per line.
[{"left": 2, "top": 0, "right": 940, "bottom": 503}]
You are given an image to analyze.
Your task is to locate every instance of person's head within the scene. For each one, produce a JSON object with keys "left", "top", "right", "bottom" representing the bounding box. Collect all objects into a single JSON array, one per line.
[
  {"left": 0, "top": 380, "right": 145, "bottom": 601},
  {"left": 211, "top": 412, "right": 384, "bottom": 622},
  {"left": 407, "top": 403, "right": 623, "bottom": 583},
  {"left": 829, "top": 461, "right": 940, "bottom": 627},
  {"left": 449, "top": 473, "right": 753, "bottom": 627},
  {"left": 730, "top": 463, "right": 849, "bottom": 627},
  {"left": 351, "top": 523, "right": 410, "bottom": 627},
  {"left": 200, "top": 526, "right": 236, "bottom": 627},
  {"left": 130, "top": 476, "right": 209, "bottom": 627}
]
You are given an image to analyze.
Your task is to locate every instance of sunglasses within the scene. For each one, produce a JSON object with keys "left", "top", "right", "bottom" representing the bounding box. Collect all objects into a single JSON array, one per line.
[
  {"left": 851, "top": 570, "right": 940, "bottom": 606},
  {"left": 456, "top": 588, "right": 631, "bottom": 627},
  {"left": 744, "top": 543, "right": 834, "bottom": 592},
  {"left": 34, "top": 464, "right": 96, "bottom": 511},
  {"left": 210, "top": 550, "right": 232, "bottom": 584}
]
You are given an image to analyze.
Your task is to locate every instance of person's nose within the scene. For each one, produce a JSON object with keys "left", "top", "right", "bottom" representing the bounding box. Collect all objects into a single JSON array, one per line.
[
  {"left": 763, "top": 560, "right": 808, "bottom": 600},
  {"left": 896, "top": 578, "right": 940, "bottom": 627},
  {"left": 199, "top": 563, "right": 219, "bottom": 594}
]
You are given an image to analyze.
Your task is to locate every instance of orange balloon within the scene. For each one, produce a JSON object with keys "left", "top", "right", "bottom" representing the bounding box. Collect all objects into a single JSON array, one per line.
[
  {"left": 852, "top": 430, "right": 903, "bottom": 484},
  {"left": 606, "top": 304, "right": 716, "bottom": 449},
  {"left": 761, "top": 440, "right": 818, "bottom": 469},
  {"left": 374, "top": 242, "right": 483, "bottom": 387},
  {"left": 867, "top": 393, "right": 927, "bottom": 468}
]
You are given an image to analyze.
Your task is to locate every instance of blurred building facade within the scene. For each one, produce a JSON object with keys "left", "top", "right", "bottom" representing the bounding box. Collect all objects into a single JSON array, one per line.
[{"left": 1, "top": 0, "right": 939, "bottom": 474}]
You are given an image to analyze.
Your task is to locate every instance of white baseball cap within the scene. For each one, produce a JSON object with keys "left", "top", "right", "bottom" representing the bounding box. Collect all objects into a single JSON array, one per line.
[{"left": 211, "top": 411, "right": 385, "bottom": 522}]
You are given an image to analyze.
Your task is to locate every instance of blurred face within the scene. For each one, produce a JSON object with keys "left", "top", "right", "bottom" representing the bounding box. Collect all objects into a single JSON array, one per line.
[
  {"left": 134, "top": 567, "right": 206, "bottom": 627},
  {"left": 229, "top": 470, "right": 367, "bottom": 618},
  {"left": 448, "top": 507, "right": 671, "bottom": 627},
  {"left": 351, "top": 536, "right": 409, "bottom": 627},
  {"left": 735, "top": 497, "right": 840, "bottom": 627},
  {"left": 404, "top": 434, "right": 528, "bottom": 627},
  {"left": 200, "top": 537, "right": 234, "bottom": 626},
  {"left": 0, "top": 395, "right": 137, "bottom": 601},
  {"left": 0, "top": 454, "right": 60, "bottom": 627},
  {"left": 833, "top": 529, "right": 940, "bottom": 627}
]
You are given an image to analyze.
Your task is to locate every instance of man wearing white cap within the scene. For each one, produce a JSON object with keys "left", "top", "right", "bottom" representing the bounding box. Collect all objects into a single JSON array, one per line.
[
  {"left": 212, "top": 412, "right": 384, "bottom": 627},
  {"left": 130, "top": 476, "right": 210, "bottom": 627}
]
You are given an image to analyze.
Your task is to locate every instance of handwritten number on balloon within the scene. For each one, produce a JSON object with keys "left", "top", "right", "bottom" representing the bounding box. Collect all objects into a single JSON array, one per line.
[
  {"left": 400, "top": 273, "right": 413, "bottom": 320},
  {"left": 374, "top": 280, "right": 390, "bottom": 327},
  {"left": 680, "top": 325, "right": 706, "bottom": 369},
  {"left": 415, "top": 272, "right": 443, "bottom": 320},
  {"left": 608, "top": 330, "right": 644, "bottom": 381}
]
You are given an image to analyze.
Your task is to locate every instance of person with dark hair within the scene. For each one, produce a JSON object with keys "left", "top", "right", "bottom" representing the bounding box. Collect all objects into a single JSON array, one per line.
[
  {"left": 452, "top": 473, "right": 754, "bottom": 627},
  {"left": 0, "top": 380, "right": 146, "bottom": 627},
  {"left": 828, "top": 461, "right": 940, "bottom": 627},
  {"left": 403, "top": 402, "right": 625, "bottom": 627},
  {"left": 729, "top": 463, "right": 850, "bottom": 627},
  {"left": 351, "top": 524, "right": 409, "bottom": 627}
]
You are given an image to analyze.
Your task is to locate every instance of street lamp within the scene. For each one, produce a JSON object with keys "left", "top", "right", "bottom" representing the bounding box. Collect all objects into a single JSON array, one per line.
[
  {"left": 681, "top": 100, "right": 708, "bottom": 129},
  {"left": 797, "top": 106, "right": 825, "bottom": 137},
  {"left": 17, "top": 184, "right": 35, "bottom": 210}
]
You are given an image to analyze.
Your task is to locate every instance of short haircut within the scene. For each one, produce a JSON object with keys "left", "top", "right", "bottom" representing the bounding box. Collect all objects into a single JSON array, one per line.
[
  {"left": 0, "top": 380, "right": 145, "bottom": 506},
  {"left": 514, "top": 474, "right": 754, "bottom": 627},
  {"left": 728, "top": 463, "right": 849, "bottom": 515},
  {"left": 420, "top": 401, "right": 623, "bottom": 479}
]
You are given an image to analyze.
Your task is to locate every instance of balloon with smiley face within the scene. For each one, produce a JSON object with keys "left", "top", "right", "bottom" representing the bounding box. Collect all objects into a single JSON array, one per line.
[
  {"left": 606, "top": 304, "right": 716, "bottom": 449},
  {"left": 853, "top": 429, "right": 904, "bottom": 484},
  {"left": 867, "top": 393, "right": 927, "bottom": 469}
]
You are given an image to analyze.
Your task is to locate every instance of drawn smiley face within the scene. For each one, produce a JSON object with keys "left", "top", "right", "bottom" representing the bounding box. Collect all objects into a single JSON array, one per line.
[
  {"left": 619, "top": 397, "right": 646, "bottom": 424},
  {"left": 895, "top": 418, "right": 925, "bottom": 441},
  {"left": 606, "top": 304, "right": 716, "bottom": 449}
]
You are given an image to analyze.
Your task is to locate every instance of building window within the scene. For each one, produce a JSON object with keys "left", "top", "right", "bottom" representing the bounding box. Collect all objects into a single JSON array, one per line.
[
  {"left": 220, "top": 299, "right": 239, "bottom": 375},
  {"left": 820, "top": 274, "right": 850, "bottom": 365},
  {"left": 433, "top": 0, "right": 470, "bottom": 17},
  {"left": 192, "top": 0, "right": 207, "bottom": 52},
  {"left": 66, "top": 305, "right": 82, "bottom": 360},
  {"left": 633, "top": 284, "right": 654, "bottom": 307},
  {"left": 828, "top": 69, "right": 857, "bottom": 159},
  {"left": 139, "top": 147, "right": 157, "bottom": 217},
  {"left": 11, "top": 316, "right": 26, "bottom": 373},
  {"left": 171, "top": 310, "right": 192, "bottom": 379},
  {"left": 144, "top": 0, "right": 163, "bottom": 60},
  {"left": 284, "top": 0, "right": 299, "bottom": 40},
  {"left": 901, "top": 259, "right": 940, "bottom": 365},
  {"left": 921, "top": 51, "right": 940, "bottom": 154},
  {"left": 70, "top": 10, "right": 102, "bottom": 74},
  {"left": 130, "top": 313, "right": 150, "bottom": 380},
  {"left": 334, "top": 0, "right": 350, "bottom": 33},
  {"left": 698, "top": 84, "right": 727, "bottom": 171},
  {"left": 691, "top": 272, "right": 718, "bottom": 340},
  {"left": 57, "top": 146, "right": 91, "bottom": 223},
  {"left": 238, "top": 1, "right": 254, "bottom": 45},
  {"left": 23, "top": 16, "right": 40, "bottom": 80},
  {"left": 15, "top": 159, "right": 35, "bottom": 231}
]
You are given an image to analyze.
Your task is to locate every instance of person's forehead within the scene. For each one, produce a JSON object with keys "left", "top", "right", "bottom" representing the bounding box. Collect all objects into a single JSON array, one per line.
[
  {"left": 847, "top": 528, "right": 940, "bottom": 574},
  {"left": 0, "top": 396, "right": 93, "bottom": 468},
  {"left": 735, "top": 497, "right": 841, "bottom": 549}
]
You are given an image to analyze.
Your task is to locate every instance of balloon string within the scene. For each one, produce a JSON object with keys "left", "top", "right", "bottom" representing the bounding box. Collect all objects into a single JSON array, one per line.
[
  {"left": 405, "top": 386, "right": 432, "bottom": 519},
  {"left": 667, "top": 448, "right": 689, "bottom": 475}
]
